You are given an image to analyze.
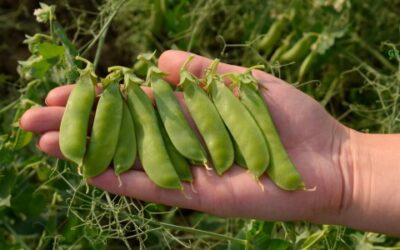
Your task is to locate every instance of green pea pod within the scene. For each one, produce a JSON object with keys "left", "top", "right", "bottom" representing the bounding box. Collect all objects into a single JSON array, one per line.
[
  {"left": 179, "top": 67, "right": 234, "bottom": 175},
  {"left": 206, "top": 60, "right": 270, "bottom": 178},
  {"left": 256, "top": 15, "right": 288, "bottom": 56},
  {"left": 149, "top": 0, "right": 165, "bottom": 35},
  {"left": 233, "top": 138, "right": 246, "bottom": 168},
  {"left": 121, "top": 69, "right": 181, "bottom": 189},
  {"left": 156, "top": 111, "right": 193, "bottom": 182},
  {"left": 113, "top": 100, "right": 137, "bottom": 176},
  {"left": 82, "top": 74, "right": 123, "bottom": 178},
  {"left": 298, "top": 49, "right": 318, "bottom": 81},
  {"left": 279, "top": 33, "right": 317, "bottom": 63},
  {"left": 238, "top": 79, "right": 304, "bottom": 190},
  {"left": 59, "top": 60, "right": 96, "bottom": 165},
  {"left": 149, "top": 67, "right": 207, "bottom": 165},
  {"left": 270, "top": 31, "right": 295, "bottom": 62}
]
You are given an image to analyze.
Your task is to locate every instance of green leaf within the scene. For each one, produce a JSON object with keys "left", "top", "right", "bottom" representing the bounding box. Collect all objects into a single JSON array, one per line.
[
  {"left": 37, "top": 166, "right": 51, "bottom": 181},
  {"left": 265, "top": 239, "right": 291, "bottom": 250},
  {"left": 11, "top": 184, "right": 48, "bottom": 217},
  {"left": 18, "top": 55, "right": 50, "bottom": 80},
  {"left": 234, "top": 220, "right": 277, "bottom": 250},
  {"left": 0, "top": 195, "right": 11, "bottom": 208},
  {"left": 37, "top": 42, "right": 65, "bottom": 59},
  {"left": 31, "top": 59, "right": 51, "bottom": 79},
  {"left": 62, "top": 214, "right": 81, "bottom": 244},
  {"left": 52, "top": 22, "right": 78, "bottom": 59},
  {"left": 315, "top": 26, "right": 349, "bottom": 54},
  {"left": 0, "top": 167, "right": 17, "bottom": 199},
  {"left": 11, "top": 127, "right": 33, "bottom": 151}
]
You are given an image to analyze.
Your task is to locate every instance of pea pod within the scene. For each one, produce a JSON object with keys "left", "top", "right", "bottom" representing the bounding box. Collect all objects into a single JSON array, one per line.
[
  {"left": 233, "top": 139, "right": 246, "bottom": 168},
  {"left": 149, "top": 66, "right": 207, "bottom": 165},
  {"left": 206, "top": 60, "right": 269, "bottom": 178},
  {"left": 82, "top": 72, "right": 123, "bottom": 178},
  {"left": 279, "top": 33, "right": 317, "bottom": 63},
  {"left": 117, "top": 68, "right": 181, "bottom": 189},
  {"left": 298, "top": 49, "right": 318, "bottom": 81},
  {"left": 113, "top": 100, "right": 137, "bottom": 176},
  {"left": 233, "top": 71, "right": 304, "bottom": 190},
  {"left": 149, "top": 0, "right": 165, "bottom": 36},
  {"left": 59, "top": 58, "right": 96, "bottom": 165},
  {"left": 270, "top": 31, "right": 295, "bottom": 63},
  {"left": 179, "top": 61, "right": 234, "bottom": 175},
  {"left": 256, "top": 14, "right": 289, "bottom": 56},
  {"left": 156, "top": 111, "right": 193, "bottom": 182}
]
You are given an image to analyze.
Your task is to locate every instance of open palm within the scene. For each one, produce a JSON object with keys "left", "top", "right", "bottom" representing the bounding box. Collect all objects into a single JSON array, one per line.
[{"left": 20, "top": 50, "right": 349, "bottom": 223}]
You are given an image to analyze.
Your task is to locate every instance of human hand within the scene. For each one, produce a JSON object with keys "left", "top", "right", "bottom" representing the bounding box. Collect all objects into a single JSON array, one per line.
[{"left": 20, "top": 50, "right": 350, "bottom": 226}]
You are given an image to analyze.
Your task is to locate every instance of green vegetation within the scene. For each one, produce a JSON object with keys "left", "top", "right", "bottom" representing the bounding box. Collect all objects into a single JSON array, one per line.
[{"left": 1, "top": 0, "right": 400, "bottom": 249}]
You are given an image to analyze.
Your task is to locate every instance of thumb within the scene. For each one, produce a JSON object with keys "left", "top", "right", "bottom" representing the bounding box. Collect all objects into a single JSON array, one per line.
[{"left": 158, "top": 50, "right": 246, "bottom": 85}]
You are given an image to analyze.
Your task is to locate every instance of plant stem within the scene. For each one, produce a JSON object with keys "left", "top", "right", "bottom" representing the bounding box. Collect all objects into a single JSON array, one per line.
[
  {"left": 81, "top": 0, "right": 126, "bottom": 56},
  {"left": 352, "top": 34, "right": 397, "bottom": 72},
  {"left": 127, "top": 213, "right": 247, "bottom": 245}
]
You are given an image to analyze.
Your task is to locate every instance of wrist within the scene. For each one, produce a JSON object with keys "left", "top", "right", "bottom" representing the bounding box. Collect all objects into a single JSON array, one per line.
[
  {"left": 335, "top": 130, "right": 400, "bottom": 236},
  {"left": 309, "top": 124, "right": 355, "bottom": 226}
]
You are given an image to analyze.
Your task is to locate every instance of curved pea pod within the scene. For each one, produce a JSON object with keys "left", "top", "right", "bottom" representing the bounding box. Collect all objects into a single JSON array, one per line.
[
  {"left": 59, "top": 63, "right": 96, "bottom": 165},
  {"left": 270, "top": 31, "right": 295, "bottom": 63},
  {"left": 233, "top": 139, "right": 246, "bottom": 168},
  {"left": 210, "top": 80, "right": 270, "bottom": 178},
  {"left": 149, "top": 0, "right": 165, "bottom": 36},
  {"left": 256, "top": 15, "right": 288, "bottom": 56},
  {"left": 82, "top": 75, "right": 123, "bottom": 178},
  {"left": 122, "top": 71, "right": 181, "bottom": 189},
  {"left": 149, "top": 67, "right": 207, "bottom": 165},
  {"left": 179, "top": 69, "right": 234, "bottom": 175},
  {"left": 238, "top": 82, "right": 304, "bottom": 190},
  {"left": 113, "top": 101, "right": 137, "bottom": 176},
  {"left": 298, "top": 49, "right": 318, "bottom": 81},
  {"left": 279, "top": 33, "right": 317, "bottom": 63},
  {"left": 206, "top": 60, "right": 270, "bottom": 178},
  {"left": 156, "top": 111, "right": 192, "bottom": 182}
]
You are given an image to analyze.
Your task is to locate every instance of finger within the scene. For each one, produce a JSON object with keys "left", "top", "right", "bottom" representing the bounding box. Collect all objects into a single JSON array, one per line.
[
  {"left": 45, "top": 85, "right": 74, "bottom": 106},
  {"left": 45, "top": 84, "right": 156, "bottom": 107},
  {"left": 45, "top": 84, "right": 103, "bottom": 106},
  {"left": 37, "top": 131, "right": 64, "bottom": 159},
  {"left": 88, "top": 166, "right": 316, "bottom": 220},
  {"left": 20, "top": 106, "right": 65, "bottom": 133},
  {"left": 88, "top": 167, "right": 250, "bottom": 217},
  {"left": 158, "top": 50, "right": 246, "bottom": 85},
  {"left": 36, "top": 130, "right": 144, "bottom": 171}
]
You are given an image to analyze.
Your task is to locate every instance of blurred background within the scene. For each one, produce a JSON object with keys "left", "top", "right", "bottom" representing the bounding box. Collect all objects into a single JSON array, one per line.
[{"left": 1, "top": 0, "right": 400, "bottom": 249}]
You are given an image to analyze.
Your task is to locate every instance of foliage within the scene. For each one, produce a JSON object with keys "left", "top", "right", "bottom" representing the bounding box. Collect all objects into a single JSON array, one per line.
[{"left": 1, "top": 0, "right": 400, "bottom": 249}]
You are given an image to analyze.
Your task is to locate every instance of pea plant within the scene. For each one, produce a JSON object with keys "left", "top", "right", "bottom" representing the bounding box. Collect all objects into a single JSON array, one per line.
[{"left": 1, "top": 0, "right": 400, "bottom": 249}]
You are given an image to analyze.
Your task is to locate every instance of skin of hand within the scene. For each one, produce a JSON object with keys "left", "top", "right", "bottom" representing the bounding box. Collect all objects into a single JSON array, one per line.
[{"left": 19, "top": 50, "right": 400, "bottom": 236}]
